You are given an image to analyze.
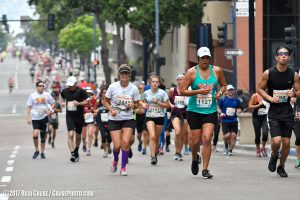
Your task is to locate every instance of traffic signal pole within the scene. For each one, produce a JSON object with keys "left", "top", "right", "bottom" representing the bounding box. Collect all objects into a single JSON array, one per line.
[{"left": 249, "top": 0, "right": 256, "bottom": 93}]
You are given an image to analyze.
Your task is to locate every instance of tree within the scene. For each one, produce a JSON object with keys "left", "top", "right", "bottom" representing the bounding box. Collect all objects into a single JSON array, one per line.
[{"left": 0, "top": 28, "right": 8, "bottom": 52}]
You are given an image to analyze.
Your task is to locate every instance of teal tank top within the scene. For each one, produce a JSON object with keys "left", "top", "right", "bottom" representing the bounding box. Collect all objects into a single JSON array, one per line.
[{"left": 187, "top": 65, "right": 218, "bottom": 114}]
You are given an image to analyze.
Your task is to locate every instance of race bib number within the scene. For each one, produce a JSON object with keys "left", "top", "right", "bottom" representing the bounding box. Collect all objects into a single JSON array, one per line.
[
  {"left": 32, "top": 108, "right": 47, "bottom": 116},
  {"left": 148, "top": 104, "right": 162, "bottom": 118},
  {"left": 226, "top": 107, "right": 236, "bottom": 116},
  {"left": 116, "top": 95, "right": 132, "bottom": 110},
  {"left": 50, "top": 113, "right": 57, "bottom": 119},
  {"left": 257, "top": 108, "right": 267, "bottom": 116},
  {"left": 273, "top": 90, "right": 288, "bottom": 103},
  {"left": 84, "top": 113, "right": 94, "bottom": 123},
  {"left": 196, "top": 94, "right": 212, "bottom": 108},
  {"left": 174, "top": 96, "right": 185, "bottom": 108},
  {"left": 67, "top": 101, "right": 77, "bottom": 111},
  {"left": 100, "top": 113, "right": 109, "bottom": 122}
]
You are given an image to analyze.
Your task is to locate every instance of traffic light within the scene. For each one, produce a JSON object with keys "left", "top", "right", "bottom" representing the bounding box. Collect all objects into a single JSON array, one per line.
[
  {"left": 2, "top": 15, "right": 9, "bottom": 33},
  {"left": 217, "top": 22, "right": 227, "bottom": 47},
  {"left": 47, "top": 14, "right": 55, "bottom": 31},
  {"left": 284, "top": 25, "right": 296, "bottom": 45}
]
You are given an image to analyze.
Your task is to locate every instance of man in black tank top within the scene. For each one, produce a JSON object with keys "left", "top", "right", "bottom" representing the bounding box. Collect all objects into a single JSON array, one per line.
[{"left": 257, "top": 46, "right": 300, "bottom": 177}]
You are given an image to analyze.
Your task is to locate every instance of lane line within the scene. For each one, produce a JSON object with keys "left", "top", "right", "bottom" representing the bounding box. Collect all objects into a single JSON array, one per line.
[
  {"left": 14, "top": 146, "right": 20, "bottom": 150},
  {"left": 12, "top": 151, "right": 18, "bottom": 155},
  {"left": 0, "top": 176, "right": 11, "bottom": 183},
  {"left": 11, "top": 104, "right": 16, "bottom": 114},
  {"left": 7, "top": 160, "right": 14, "bottom": 165},
  {"left": 9, "top": 155, "right": 16, "bottom": 159},
  {"left": 5, "top": 167, "right": 13, "bottom": 172}
]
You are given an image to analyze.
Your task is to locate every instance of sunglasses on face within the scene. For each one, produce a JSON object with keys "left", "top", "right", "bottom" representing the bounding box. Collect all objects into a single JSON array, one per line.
[
  {"left": 37, "top": 85, "right": 44, "bottom": 87},
  {"left": 277, "top": 52, "right": 289, "bottom": 56}
]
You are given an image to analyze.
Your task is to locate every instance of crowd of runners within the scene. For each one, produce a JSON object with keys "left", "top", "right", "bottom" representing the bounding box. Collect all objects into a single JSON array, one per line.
[{"left": 24, "top": 46, "right": 300, "bottom": 178}]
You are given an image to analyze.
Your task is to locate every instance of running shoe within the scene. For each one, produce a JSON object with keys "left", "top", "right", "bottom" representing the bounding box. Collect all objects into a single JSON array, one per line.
[
  {"left": 261, "top": 147, "right": 267, "bottom": 157},
  {"left": 138, "top": 141, "right": 143, "bottom": 152},
  {"left": 32, "top": 151, "right": 39, "bottom": 159},
  {"left": 295, "top": 159, "right": 300, "bottom": 168},
  {"left": 120, "top": 168, "right": 128, "bottom": 176},
  {"left": 86, "top": 150, "right": 91, "bottom": 156},
  {"left": 178, "top": 153, "right": 183, "bottom": 161},
  {"left": 165, "top": 145, "right": 170, "bottom": 152},
  {"left": 223, "top": 148, "right": 228, "bottom": 156},
  {"left": 51, "top": 142, "right": 55, "bottom": 148},
  {"left": 129, "top": 148, "right": 133, "bottom": 158},
  {"left": 142, "top": 148, "right": 147, "bottom": 155},
  {"left": 212, "top": 146, "right": 218, "bottom": 152},
  {"left": 197, "top": 152, "right": 202, "bottom": 164},
  {"left": 151, "top": 156, "right": 157, "bottom": 165},
  {"left": 159, "top": 147, "right": 164, "bottom": 155},
  {"left": 228, "top": 150, "right": 233, "bottom": 156},
  {"left": 110, "top": 160, "right": 118, "bottom": 173},
  {"left": 268, "top": 153, "right": 278, "bottom": 172},
  {"left": 256, "top": 148, "right": 261, "bottom": 157},
  {"left": 191, "top": 160, "right": 199, "bottom": 175},
  {"left": 70, "top": 152, "right": 76, "bottom": 162},
  {"left": 173, "top": 153, "right": 180, "bottom": 160},
  {"left": 103, "top": 150, "right": 108, "bottom": 158},
  {"left": 277, "top": 165, "right": 288, "bottom": 177},
  {"left": 40, "top": 152, "right": 46, "bottom": 159},
  {"left": 82, "top": 143, "right": 87, "bottom": 152},
  {"left": 184, "top": 147, "right": 189, "bottom": 155},
  {"left": 202, "top": 169, "right": 213, "bottom": 179}
]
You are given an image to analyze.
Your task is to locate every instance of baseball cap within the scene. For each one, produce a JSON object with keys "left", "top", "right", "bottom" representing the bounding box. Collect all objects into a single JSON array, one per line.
[
  {"left": 119, "top": 65, "right": 131, "bottom": 73},
  {"left": 66, "top": 76, "right": 77, "bottom": 86},
  {"left": 197, "top": 47, "right": 211, "bottom": 57},
  {"left": 227, "top": 84, "right": 235, "bottom": 90},
  {"left": 85, "top": 86, "right": 93, "bottom": 94}
]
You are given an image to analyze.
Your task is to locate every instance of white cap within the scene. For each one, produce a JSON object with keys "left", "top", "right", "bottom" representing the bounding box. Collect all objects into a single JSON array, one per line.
[
  {"left": 197, "top": 47, "right": 211, "bottom": 57},
  {"left": 176, "top": 74, "right": 184, "bottom": 80},
  {"left": 227, "top": 84, "right": 235, "bottom": 90},
  {"left": 66, "top": 76, "right": 77, "bottom": 87}
]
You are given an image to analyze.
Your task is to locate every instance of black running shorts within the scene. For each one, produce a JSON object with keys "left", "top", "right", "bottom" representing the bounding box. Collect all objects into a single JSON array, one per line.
[
  {"left": 108, "top": 119, "right": 136, "bottom": 131},
  {"left": 186, "top": 111, "right": 217, "bottom": 130},
  {"left": 66, "top": 115, "right": 84, "bottom": 134},
  {"left": 221, "top": 121, "right": 238, "bottom": 134},
  {"left": 32, "top": 117, "right": 48, "bottom": 131},
  {"left": 268, "top": 118, "right": 294, "bottom": 138}
]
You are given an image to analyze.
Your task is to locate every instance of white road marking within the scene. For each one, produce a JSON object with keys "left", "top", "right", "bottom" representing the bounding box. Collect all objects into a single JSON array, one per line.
[
  {"left": 5, "top": 167, "right": 13, "bottom": 172},
  {"left": 11, "top": 104, "right": 16, "bottom": 114},
  {"left": 7, "top": 160, "right": 14, "bottom": 165},
  {"left": 12, "top": 151, "right": 18, "bottom": 155},
  {"left": 0, "top": 176, "right": 11, "bottom": 183},
  {"left": 9, "top": 155, "right": 16, "bottom": 159},
  {"left": 0, "top": 193, "right": 9, "bottom": 200}
]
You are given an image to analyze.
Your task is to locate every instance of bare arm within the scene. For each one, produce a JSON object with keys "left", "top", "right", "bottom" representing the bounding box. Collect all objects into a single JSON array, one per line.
[
  {"left": 293, "top": 72, "right": 300, "bottom": 97},
  {"left": 156, "top": 99, "right": 170, "bottom": 109},
  {"left": 248, "top": 94, "right": 262, "bottom": 109},
  {"left": 168, "top": 88, "right": 175, "bottom": 108},
  {"left": 257, "top": 70, "right": 274, "bottom": 102},
  {"left": 214, "top": 66, "right": 227, "bottom": 100},
  {"left": 26, "top": 106, "right": 32, "bottom": 124},
  {"left": 103, "top": 96, "right": 118, "bottom": 117}
]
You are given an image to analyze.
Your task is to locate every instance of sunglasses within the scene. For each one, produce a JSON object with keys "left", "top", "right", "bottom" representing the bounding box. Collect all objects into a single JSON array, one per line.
[
  {"left": 37, "top": 85, "right": 44, "bottom": 87},
  {"left": 120, "top": 72, "right": 130, "bottom": 75},
  {"left": 277, "top": 52, "right": 289, "bottom": 56}
]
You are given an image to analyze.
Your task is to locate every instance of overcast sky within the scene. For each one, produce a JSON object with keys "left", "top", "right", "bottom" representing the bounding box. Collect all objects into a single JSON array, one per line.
[{"left": 0, "top": 0, "right": 38, "bottom": 34}]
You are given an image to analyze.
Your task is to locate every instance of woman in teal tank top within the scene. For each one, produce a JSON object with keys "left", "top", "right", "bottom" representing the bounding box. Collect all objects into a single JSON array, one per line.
[{"left": 179, "top": 47, "right": 227, "bottom": 179}]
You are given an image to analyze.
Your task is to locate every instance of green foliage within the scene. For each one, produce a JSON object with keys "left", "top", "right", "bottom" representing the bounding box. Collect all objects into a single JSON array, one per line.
[
  {"left": 58, "top": 15, "right": 100, "bottom": 55},
  {"left": 0, "top": 28, "right": 8, "bottom": 51}
]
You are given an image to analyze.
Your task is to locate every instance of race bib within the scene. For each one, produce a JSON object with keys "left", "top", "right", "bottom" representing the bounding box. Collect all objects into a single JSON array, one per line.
[
  {"left": 101, "top": 113, "right": 109, "bottom": 122},
  {"left": 84, "top": 113, "right": 94, "bottom": 123},
  {"left": 273, "top": 90, "right": 288, "bottom": 103},
  {"left": 196, "top": 94, "right": 212, "bottom": 108},
  {"left": 174, "top": 96, "right": 185, "bottom": 108},
  {"left": 257, "top": 108, "right": 267, "bottom": 116},
  {"left": 32, "top": 108, "right": 47, "bottom": 116},
  {"left": 67, "top": 101, "right": 77, "bottom": 111},
  {"left": 226, "top": 107, "right": 236, "bottom": 116},
  {"left": 116, "top": 95, "right": 132, "bottom": 110},
  {"left": 148, "top": 104, "right": 162, "bottom": 118},
  {"left": 50, "top": 113, "right": 57, "bottom": 119}
]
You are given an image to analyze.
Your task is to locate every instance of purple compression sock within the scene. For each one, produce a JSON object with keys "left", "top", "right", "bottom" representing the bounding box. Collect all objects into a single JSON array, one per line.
[
  {"left": 113, "top": 149, "right": 120, "bottom": 162},
  {"left": 121, "top": 150, "right": 129, "bottom": 169}
]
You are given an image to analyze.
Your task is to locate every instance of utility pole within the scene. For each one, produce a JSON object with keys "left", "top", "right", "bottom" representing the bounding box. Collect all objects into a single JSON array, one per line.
[
  {"left": 93, "top": 14, "right": 97, "bottom": 83},
  {"left": 155, "top": 0, "right": 160, "bottom": 76},
  {"left": 249, "top": 0, "right": 256, "bottom": 93}
]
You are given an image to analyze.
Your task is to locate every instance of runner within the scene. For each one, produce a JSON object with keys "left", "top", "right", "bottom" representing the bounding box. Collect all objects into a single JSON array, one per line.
[
  {"left": 168, "top": 74, "right": 189, "bottom": 161},
  {"left": 26, "top": 80, "right": 55, "bottom": 159},
  {"left": 180, "top": 47, "right": 227, "bottom": 178},
  {"left": 141, "top": 75, "right": 170, "bottom": 165},
  {"left": 94, "top": 87, "right": 112, "bottom": 158},
  {"left": 248, "top": 92, "right": 269, "bottom": 157},
  {"left": 292, "top": 97, "right": 300, "bottom": 168},
  {"left": 218, "top": 85, "right": 242, "bottom": 156},
  {"left": 60, "top": 76, "right": 89, "bottom": 162},
  {"left": 83, "top": 87, "right": 97, "bottom": 156},
  {"left": 257, "top": 46, "right": 300, "bottom": 177},
  {"left": 47, "top": 94, "right": 62, "bottom": 148},
  {"left": 103, "top": 64, "right": 140, "bottom": 175}
]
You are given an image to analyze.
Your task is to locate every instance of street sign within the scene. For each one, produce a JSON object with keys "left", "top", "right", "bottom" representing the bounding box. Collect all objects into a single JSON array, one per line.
[{"left": 225, "top": 49, "right": 244, "bottom": 57}]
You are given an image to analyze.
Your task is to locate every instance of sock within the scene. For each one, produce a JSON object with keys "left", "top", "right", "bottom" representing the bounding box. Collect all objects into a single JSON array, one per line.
[
  {"left": 225, "top": 143, "right": 228, "bottom": 149},
  {"left": 166, "top": 135, "right": 171, "bottom": 146},
  {"left": 74, "top": 147, "right": 79, "bottom": 155},
  {"left": 121, "top": 150, "right": 129, "bottom": 169},
  {"left": 113, "top": 149, "right": 120, "bottom": 163}
]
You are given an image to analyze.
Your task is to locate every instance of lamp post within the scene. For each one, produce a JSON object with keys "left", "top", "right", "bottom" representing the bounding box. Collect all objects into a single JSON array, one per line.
[{"left": 155, "top": 0, "right": 160, "bottom": 76}]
